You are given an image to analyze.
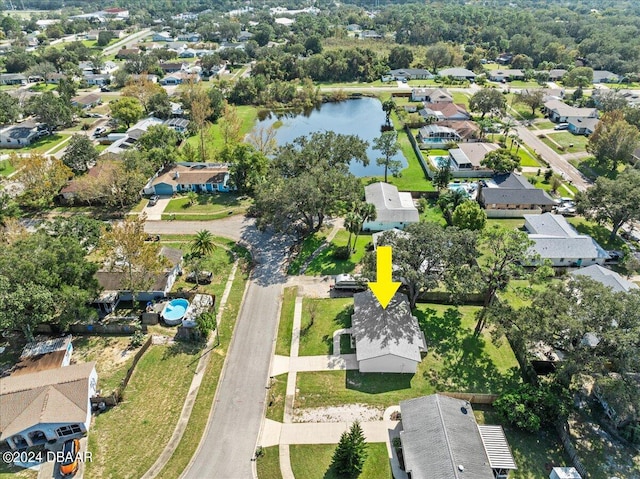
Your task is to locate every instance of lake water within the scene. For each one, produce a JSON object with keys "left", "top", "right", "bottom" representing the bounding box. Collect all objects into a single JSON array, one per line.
[{"left": 254, "top": 97, "right": 407, "bottom": 177}]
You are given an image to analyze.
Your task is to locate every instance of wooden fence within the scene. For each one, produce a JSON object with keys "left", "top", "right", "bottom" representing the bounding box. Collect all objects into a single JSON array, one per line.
[
  {"left": 119, "top": 335, "right": 153, "bottom": 394},
  {"left": 439, "top": 392, "right": 499, "bottom": 404},
  {"left": 556, "top": 421, "right": 589, "bottom": 478}
]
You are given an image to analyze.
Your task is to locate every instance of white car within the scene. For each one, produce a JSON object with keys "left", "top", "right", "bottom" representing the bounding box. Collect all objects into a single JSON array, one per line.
[{"left": 554, "top": 123, "right": 569, "bottom": 130}]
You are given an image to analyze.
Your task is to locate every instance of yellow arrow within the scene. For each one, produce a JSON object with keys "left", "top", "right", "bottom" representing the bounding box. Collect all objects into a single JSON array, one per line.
[{"left": 368, "top": 245, "right": 401, "bottom": 309}]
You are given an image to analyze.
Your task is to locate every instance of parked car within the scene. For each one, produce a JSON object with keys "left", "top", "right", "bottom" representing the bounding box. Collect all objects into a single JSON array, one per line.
[
  {"left": 93, "top": 127, "right": 106, "bottom": 137},
  {"left": 554, "top": 123, "right": 569, "bottom": 130},
  {"left": 59, "top": 438, "right": 80, "bottom": 476},
  {"left": 148, "top": 195, "right": 160, "bottom": 206},
  {"left": 100, "top": 86, "right": 111, "bottom": 92},
  {"left": 605, "top": 250, "right": 624, "bottom": 264},
  {"left": 185, "top": 270, "right": 213, "bottom": 284}
]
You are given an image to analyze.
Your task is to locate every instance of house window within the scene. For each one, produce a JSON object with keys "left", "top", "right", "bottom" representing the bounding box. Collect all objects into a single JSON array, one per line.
[
  {"left": 56, "top": 425, "right": 82, "bottom": 437},
  {"left": 560, "top": 258, "right": 565, "bottom": 263}
]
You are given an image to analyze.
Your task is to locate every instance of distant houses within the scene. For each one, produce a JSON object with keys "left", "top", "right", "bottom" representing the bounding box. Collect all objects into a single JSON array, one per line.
[
  {"left": 487, "top": 69, "right": 525, "bottom": 82},
  {"left": 386, "top": 69, "right": 434, "bottom": 82},
  {"left": 437, "top": 68, "right": 476, "bottom": 81}
]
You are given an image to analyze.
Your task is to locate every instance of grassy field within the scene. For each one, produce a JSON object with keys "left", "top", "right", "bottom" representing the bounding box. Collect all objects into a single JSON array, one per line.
[
  {"left": 85, "top": 343, "right": 200, "bottom": 479},
  {"left": 183, "top": 105, "right": 257, "bottom": 154},
  {"left": 276, "top": 287, "right": 298, "bottom": 356},
  {"left": 568, "top": 156, "right": 624, "bottom": 180},
  {"left": 568, "top": 216, "right": 626, "bottom": 250},
  {"left": 304, "top": 230, "right": 373, "bottom": 276},
  {"left": 295, "top": 304, "right": 520, "bottom": 410},
  {"left": 515, "top": 147, "right": 540, "bottom": 167},
  {"left": 287, "top": 230, "right": 329, "bottom": 275},
  {"left": 256, "top": 446, "right": 283, "bottom": 479},
  {"left": 485, "top": 217, "right": 526, "bottom": 230},
  {"left": 0, "top": 159, "right": 16, "bottom": 176},
  {"left": 540, "top": 132, "right": 589, "bottom": 154},
  {"left": 265, "top": 373, "right": 288, "bottom": 422},
  {"left": 156, "top": 262, "right": 249, "bottom": 479},
  {"left": 0, "top": 134, "right": 69, "bottom": 155},
  {"left": 290, "top": 443, "right": 391, "bottom": 479},
  {"left": 531, "top": 120, "right": 556, "bottom": 130},
  {"left": 0, "top": 463, "right": 37, "bottom": 479},
  {"left": 378, "top": 128, "right": 435, "bottom": 192},
  {"left": 298, "top": 298, "right": 353, "bottom": 356},
  {"left": 475, "top": 407, "right": 569, "bottom": 479},
  {"left": 162, "top": 193, "right": 251, "bottom": 219}
]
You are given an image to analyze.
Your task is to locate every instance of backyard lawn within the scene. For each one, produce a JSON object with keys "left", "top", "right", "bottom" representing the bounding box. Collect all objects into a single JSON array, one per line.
[
  {"left": 298, "top": 298, "right": 353, "bottom": 356},
  {"left": 475, "top": 408, "right": 569, "bottom": 479},
  {"left": 380, "top": 128, "right": 434, "bottom": 192},
  {"left": 304, "top": 230, "right": 373, "bottom": 276},
  {"left": 568, "top": 216, "right": 626, "bottom": 250},
  {"left": 256, "top": 446, "right": 283, "bottom": 479},
  {"left": 295, "top": 304, "right": 520, "bottom": 410},
  {"left": 568, "top": 156, "right": 624, "bottom": 181},
  {"left": 290, "top": 443, "right": 391, "bottom": 479},
  {"left": 161, "top": 193, "right": 251, "bottom": 221},
  {"left": 276, "top": 287, "right": 298, "bottom": 356},
  {"left": 183, "top": 105, "right": 257, "bottom": 154}
]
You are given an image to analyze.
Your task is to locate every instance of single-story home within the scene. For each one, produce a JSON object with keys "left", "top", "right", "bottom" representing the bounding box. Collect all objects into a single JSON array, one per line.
[
  {"left": 488, "top": 69, "right": 525, "bottom": 82},
  {"left": 351, "top": 291, "right": 426, "bottom": 373},
  {"left": 548, "top": 69, "right": 568, "bottom": 81},
  {"left": 177, "top": 32, "right": 201, "bottom": 42},
  {"left": 400, "top": 394, "right": 517, "bottom": 479},
  {"left": 567, "top": 117, "right": 599, "bottom": 136},
  {"left": 0, "top": 73, "right": 27, "bottom": 85},
  {"left": 160, "top": 71, "right": 200, "bottom": 85},
  {"left": 496, "top": 53, "right": 513, "bottom": 65},
  {"left": 153, "top": 31, "right": 174, "bottom": 42},
  {"left": 0, "top": 361, "right": 97, "bottom": 450},
  {"left": 448, "top": 142, "right": 499, "bottom": 170},
  {"left": 388, "top": 69, "right": 434, "bottom": 81},
  {"left": 179, "top": 48, "right": 197, "bottom": 58},
  {"left": 543, "top": 100, "right": 598, "bottom": 123},
  {"left": 103, "top": 117, "right": 165, "bottom": 155},
  {"left": 0, "top": 121, "right": 40, "bottom": 148},
  {"left": 84, "top": 74, "right": 112, "bottom": 86},
  {"left": 411, "top": 87, "right": 452, "bottom": 103},
  {"left": 362, "top": 182, "right": 419, "bottom": 232},
  {"left": 60, "top": 162, "right": 110, "bottom": 203},
  {"left": 160, "top": 62, "right": 187, "bottom": 74},
  {"left": 437, "top": 68, "right": 476, "bottom": 81},
  {"left": 418, "top": 102, "right": 470, "bottom": 121},
  {"left": 435, "top": 120, "right": 479, "bottom": 141},
  {"left": 570, "top": 265, "right": 639, "bottom": 293},
  {"left": 94, "top": 246, "right": 183, "bottom": 308},
  {"left": 130, "top": 74, "right": 159, "bottom": 83},
  {"left": 115, "top": 48, "right": 140, "bottom": 59},
  {"left": 143, "top": 162, "right": 231, "bottom": 196},
  {"left": 524, "top": 213, "right": 610, "bottom": 267},
  {"left": 360, "top": 30, "right": 382, "bottom": 39},
  {"left": 11, "top": 335, "right": 73, "bottom": 377},
  {"left": 71, "top": 93, "right": 102, "bottom": 109},
  {"left": 592, "top": 70, "right": 620, "bottom": 84},
  {"left": 477, "top": 173, "right": 556, "bottom": 215}
]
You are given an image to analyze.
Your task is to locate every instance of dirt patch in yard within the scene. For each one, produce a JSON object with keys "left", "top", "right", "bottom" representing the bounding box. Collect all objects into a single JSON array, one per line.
[{"left": 293, "top": 404, "right": 383, "bottom": 423}]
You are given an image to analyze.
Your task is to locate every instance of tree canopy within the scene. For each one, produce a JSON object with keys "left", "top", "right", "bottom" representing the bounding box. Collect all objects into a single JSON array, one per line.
[
  {"left": 469, "top": 88, "right": 506, "bottom": 118},
  {"left": 481, "top": 148, "right": 521, "bottom": 173}
]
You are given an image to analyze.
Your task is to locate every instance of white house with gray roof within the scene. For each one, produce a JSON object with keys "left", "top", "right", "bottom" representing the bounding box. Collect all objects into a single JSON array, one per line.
[
  {"left": 351, "top": 291, "right": 426, "bottom": 373},
  {"left": 524, "top": 213, "right": 609, "bottom": 267},
  {"left": 0, "top": 121, "right": 40, "bottom": 148},
  {"left": 362, "top": 182, "right": 419, "bottom": 232},
  {"left": 570, "top": 265, "right": 639, "bottom": 293},
  {"left": 0, "top": 361, "right": 97, "bottom": 450},
  {"left": 400, "top": 394, "right": 517, "bottom": 479},
  {"left": 448, "top": 142, "right": 499, "bottom": 170},
  {"left": 438, "top": 68, "right": 477, "bottom": 81},
  {"left": 543, "top": 100, "right": 598, "bottom": 123}
]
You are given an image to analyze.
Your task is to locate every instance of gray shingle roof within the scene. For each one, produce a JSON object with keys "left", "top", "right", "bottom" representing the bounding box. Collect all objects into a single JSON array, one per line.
[
  {"left": 481, "top": 173, "right": 555, "bottom": 206},
  {"left": 364, "top": 182, "right": 419, "bottom": 224},
  {"left": 400, "top": 394, "right": 495, "bottom": 479},
  {"left": 438, "top": 68, "right": 476, "bottom": 78},
  {"left": 570, "top": 265, "right": 639, "bottom": 293},
  {"left": 351, "top": 291, "right": 424, "bottom": 362}
]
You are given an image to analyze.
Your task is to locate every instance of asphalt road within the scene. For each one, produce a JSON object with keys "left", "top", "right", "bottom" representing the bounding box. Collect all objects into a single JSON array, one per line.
[
  {"left": 145, "top": 217, "right": 291, "bottom": 479},
  {"left": 515, "top": 125, "right": 592, "bottom": 192}
]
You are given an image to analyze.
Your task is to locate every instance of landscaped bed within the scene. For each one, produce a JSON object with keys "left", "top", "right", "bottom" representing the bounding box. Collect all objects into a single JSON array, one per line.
[
  {"left": 289, "top": 443, "right": 391, "bottom": 479},
  {"left": 295, "top": 304, "right": 520, "bottom": 410}
]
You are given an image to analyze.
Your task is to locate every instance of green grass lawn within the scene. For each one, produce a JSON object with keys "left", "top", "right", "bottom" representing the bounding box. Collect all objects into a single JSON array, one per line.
[
  {"left": 568, "top": 216, "right": 626, "bottom": 250},
  {"left": 27, "top": 82, "right": 57, "bottom": 92},
  {"left": 156, "top": 261, "right": 249, "bottom": 479},
  {"left": 515, "top": 148, "right": 540, "bottom": 167},
  {"left": 0, "top": 159, "right": 16, "bottom": 176},
  {"left": 541, "top": 131, "right": 589, "bottom": 154},
  {"left": 506, "top": 95, "right": 543, "bottom": 120},
  {"left": 129, "top": 198, "right": 148, "bottom": 213},
  {"left": 256, "top": 446, "right": 283, "bottom": 479},
  {"left": 276, "top": 287, "right": 298, "bottom": 356},
  {"left": 381, "top": 128, "right": 435, "bottom": 192},
  {"left": 568, "top": 156, "right": 624, "bottom": 181},
  {"left": 287, "top": 230, "right": 329, "bottom": 275},
  {"left": 485, "top": 218, "right": 525, "bottom": 230},
  {"left": 475, "top": 407, "right": 569, "bottom": 479},
  {"left": 183, "top": 105, "right": 257, "bottom": 154},
  {"left": 265, "top": 373, "right": 288, "bottom": 422},
  {"left": 295, "top": 304, "right": 520, "bottom": 410},
  {"left": 506, "top": 80, "right": 543, "bottom": 88},
  {"left": 407, "top": 79, "right": 441, "bottom": 87},
  {"left": 0, "top": 462, "right": 37, "bottom": 479},
  {"left": 420, "top": 198, "right": 447, "bottom": 225},
  {"left": 162, "top": 193, "right": 251, "bottom": 221},
  {"left": 0, "top": 134, "right": 69, "bottom": 155},
  {"left": 522, "top": 172, "right": 578, "bottom": 198},
  {"left": 290, "top": 443, "right": 391, "bottom": 479},
  {"left": 304, "top": 230, "right": 373, "bottom": 276},
  {"left": 452, "top": 91, "right": 470, "bottom": 107},
  {"left": 531, "top": 120, "right": 556, "bottom": 130},
  {"left": 299, "top": 298, "right": 353, "bottom": 356},
  {"left": 85, "top": 343, "right": 200, "bottom": 479}
]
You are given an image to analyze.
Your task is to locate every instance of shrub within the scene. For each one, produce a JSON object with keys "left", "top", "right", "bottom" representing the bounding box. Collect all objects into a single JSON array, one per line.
[
  {"left": 494, "top": 383, "right": 570, "bottom": 432},
  {"left": 333, "top": 246, "right": 351, "bottom": 260}
]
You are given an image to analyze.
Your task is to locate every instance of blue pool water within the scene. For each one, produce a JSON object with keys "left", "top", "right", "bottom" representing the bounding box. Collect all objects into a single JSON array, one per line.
[{"left": 163, "top": 298, "right": 189, "bottom": 323}]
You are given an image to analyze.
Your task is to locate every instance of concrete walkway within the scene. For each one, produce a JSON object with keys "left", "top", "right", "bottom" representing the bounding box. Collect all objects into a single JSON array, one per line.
[{"left": 141, "top": 259, "right": 239, "bottom": 479}]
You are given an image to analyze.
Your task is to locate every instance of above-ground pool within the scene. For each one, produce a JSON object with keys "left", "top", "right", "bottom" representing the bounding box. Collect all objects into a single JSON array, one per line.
[{"left": 162, "top": 298, "right": 189, "bottom": 326}]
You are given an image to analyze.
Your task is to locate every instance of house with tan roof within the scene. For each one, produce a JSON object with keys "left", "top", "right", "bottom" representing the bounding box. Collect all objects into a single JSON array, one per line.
[
  {"left": 419, "top": 102, "right": 470, "bottom": 121},
  {"left": 143, "top": 163, "right": 231, "bottom": 196},
  {"left": 448, "top": 142, "right": 499, "bottom": 170},
  {"left": 0, "top": 361, "right": 97, "bottom": 450}
]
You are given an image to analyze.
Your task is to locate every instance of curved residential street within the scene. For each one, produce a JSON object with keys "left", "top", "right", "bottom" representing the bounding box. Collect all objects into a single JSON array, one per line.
[{"left": 145, "top": 217, "right": 291, "bottom": 479}]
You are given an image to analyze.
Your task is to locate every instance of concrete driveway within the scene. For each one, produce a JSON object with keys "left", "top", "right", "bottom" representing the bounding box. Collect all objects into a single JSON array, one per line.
[{"left": 143, "top": 197, "right": 171, "bottom": 221}]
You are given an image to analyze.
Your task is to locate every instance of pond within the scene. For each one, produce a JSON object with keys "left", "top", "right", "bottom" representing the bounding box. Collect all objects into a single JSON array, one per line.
[{"left": 254, "top": 97, "right": 407, "bottom": 177}]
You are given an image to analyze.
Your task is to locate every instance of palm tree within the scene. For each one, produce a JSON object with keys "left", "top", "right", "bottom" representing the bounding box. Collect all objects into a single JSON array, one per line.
[
  {"left": 190, "top": 229, "right": 215, "bottom": 257},
  {"left": 501, "top": 118, "right": 516, "bottom": 142},
  {"left": 352, "top": 203, "right": 376, "bottom": 250},
  {"left": 382, "top": 99, "right": 395, "bottom": 126},
  {"left": 437, "top": 189, "right": 467, "bottom": 226},
  {"left": 186, "top": 190, "right": 198, "bottom": 206},
  {"left": 344, "top": 211, "right": 361, "bottom": 254}
]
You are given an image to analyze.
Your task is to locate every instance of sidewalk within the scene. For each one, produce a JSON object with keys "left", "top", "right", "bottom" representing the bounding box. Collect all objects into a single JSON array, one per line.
[{"left": 141, "top": 260, "right": 239, "bottom": 479}]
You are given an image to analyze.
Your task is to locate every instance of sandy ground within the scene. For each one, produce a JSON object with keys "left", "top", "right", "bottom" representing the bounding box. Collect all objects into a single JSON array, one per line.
[{"left": 292, "top": 404, "right": 383, "bottom": 423}]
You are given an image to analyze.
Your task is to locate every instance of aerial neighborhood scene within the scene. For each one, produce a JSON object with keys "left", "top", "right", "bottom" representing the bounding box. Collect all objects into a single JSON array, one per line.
[{"left": 1, "top": 0, "right": 640, "bottom": 478}]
